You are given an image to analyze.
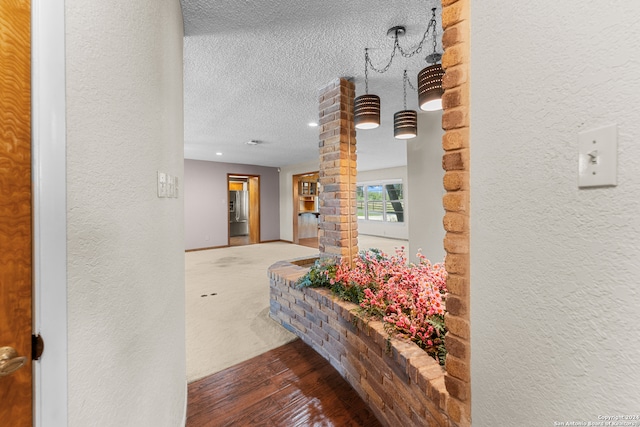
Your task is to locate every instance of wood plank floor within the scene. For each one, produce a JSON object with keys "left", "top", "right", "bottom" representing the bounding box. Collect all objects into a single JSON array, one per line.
[{"left": 187, "top": 339, "right": 381, "bottom": 427}]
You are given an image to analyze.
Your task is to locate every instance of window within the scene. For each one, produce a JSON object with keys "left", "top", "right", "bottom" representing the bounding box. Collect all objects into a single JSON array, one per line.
[{"left": 356, "top": 181, "right": 404, "bottom": 222}]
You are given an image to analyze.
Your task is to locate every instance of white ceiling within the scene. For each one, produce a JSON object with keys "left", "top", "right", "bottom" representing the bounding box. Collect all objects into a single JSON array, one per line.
[{"left": 181, "top": 0, "right": 442, "bottom": 171}]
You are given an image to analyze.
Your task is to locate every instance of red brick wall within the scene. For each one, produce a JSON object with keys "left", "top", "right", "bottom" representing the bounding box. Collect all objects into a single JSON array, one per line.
[
  {"left": 269, "top": 261, "right": 450, "bottom": 427},
  {"left": 317, "top": 78, "right": 358, "bottom": 264},
  {"left": 441, "top": 0, "right": 471, "bottom": 425}
]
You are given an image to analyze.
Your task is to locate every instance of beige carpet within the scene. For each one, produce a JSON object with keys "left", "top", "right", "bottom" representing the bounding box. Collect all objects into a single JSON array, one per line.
[{"left": 185, "top": 236, "right": 407, "bottom": 382}]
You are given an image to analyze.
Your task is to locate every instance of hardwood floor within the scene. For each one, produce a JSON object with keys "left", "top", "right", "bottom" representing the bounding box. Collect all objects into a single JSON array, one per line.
[{"left": 187, "top": 339, "right": 381, "bottom": 427}]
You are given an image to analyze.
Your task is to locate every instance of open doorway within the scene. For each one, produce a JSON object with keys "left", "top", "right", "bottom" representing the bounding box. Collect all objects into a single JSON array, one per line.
[
  {"left": 228, "top": 174, "right": 260, "bottom": 246},
  {"left": 292, "top": 171, "right": 319, "bottom": 248}
]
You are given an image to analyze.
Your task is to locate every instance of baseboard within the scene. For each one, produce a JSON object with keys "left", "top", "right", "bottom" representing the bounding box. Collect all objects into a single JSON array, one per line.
[
  {"left": 186, "top": 240, "right": 296, "bottom": 251},
  {"left": 185, "top": 245, "right": 230, "bottom": 252}
]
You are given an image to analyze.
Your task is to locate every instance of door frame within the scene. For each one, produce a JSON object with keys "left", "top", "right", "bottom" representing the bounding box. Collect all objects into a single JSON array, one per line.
[
  {"left": 227, "top": 174, "right": 261, "bottom": 245},
  {"left": 32, "top": 0, "right": 68, "bottom": 425},
  {"left": 291, "top": 171, "right": 318, "bottom": 245}
]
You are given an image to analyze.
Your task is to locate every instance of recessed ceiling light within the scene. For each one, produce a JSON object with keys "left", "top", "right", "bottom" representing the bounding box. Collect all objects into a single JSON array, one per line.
[
  {"left": 245, "top": 140, "right": 260, "bottom": 145},
  {"left": 216, "top": 152, "right": 222, "bottom": 156},
  {"left": 308, "top": 122, "right": 318, "bottom": 127}
]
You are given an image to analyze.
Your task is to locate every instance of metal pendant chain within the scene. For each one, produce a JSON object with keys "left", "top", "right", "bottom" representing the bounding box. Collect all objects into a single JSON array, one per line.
[
  {"left": 425, "top": 8, "right": 442, "bottom": 64},
  {"left": 398, "top": 18, "right": 434, "bottom": 58},
  {"left": 403, "top": 70, "right": 408, "bottom": 110},
  {"left": 366, "top": 37, "right": 399, "bottom": 74},
  {"left": 365, "top": 6, "right": 439, "bottom": 74},
  {"left": 364, "top": 49, "right": 370, "bottom": 93},
  {"left": 407, "top": 72, "right": 418, "bottom": 92}
]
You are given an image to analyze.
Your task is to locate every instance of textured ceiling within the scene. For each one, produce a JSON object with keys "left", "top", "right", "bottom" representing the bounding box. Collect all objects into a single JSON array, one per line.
[{"left": 181, "top": 0, "right": 442, "bottom": 171}]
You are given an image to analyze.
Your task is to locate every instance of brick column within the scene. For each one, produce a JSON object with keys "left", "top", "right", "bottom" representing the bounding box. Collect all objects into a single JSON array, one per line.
[
  {"left": 440, "top": 1, "right": 471, "bottom": 426},
  {"left": 317, "top": 78, "right": 358, "bottom": 264}
]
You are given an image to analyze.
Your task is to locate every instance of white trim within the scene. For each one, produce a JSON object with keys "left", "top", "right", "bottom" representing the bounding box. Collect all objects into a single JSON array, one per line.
[
  {"left": 181, "top": 382, "right": 188, "bottom": 426},
  {"left": 32, "top": 0, "right": 68, "bottom": 426}
]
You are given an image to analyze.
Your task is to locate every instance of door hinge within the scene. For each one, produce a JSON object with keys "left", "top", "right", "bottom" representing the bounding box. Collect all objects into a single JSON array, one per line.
[{"left": 32, "top": 334, "right": 44, "bottom": 361}]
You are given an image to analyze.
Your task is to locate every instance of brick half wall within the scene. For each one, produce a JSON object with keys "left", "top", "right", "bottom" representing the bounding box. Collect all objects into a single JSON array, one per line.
[{"left": 269, "top": 260, "right": 451, "bottom": 427}]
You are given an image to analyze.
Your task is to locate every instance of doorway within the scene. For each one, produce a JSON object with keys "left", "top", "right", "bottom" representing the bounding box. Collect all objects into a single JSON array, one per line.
[
  {"left": 292, "top": 172, "right": 319, "bottom": 249},
  {"left": 228, "top": 174, "right": 260, "bottom": 246}
]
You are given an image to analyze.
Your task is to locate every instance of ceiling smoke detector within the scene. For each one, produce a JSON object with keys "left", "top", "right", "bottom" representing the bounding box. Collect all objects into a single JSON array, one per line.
[{"left": 245, "top": 140, "right": 260, "bottom": 146}]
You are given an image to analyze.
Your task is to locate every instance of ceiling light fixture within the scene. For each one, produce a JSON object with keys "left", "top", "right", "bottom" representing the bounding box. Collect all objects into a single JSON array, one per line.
[
  {"left": 418, "top": 8, "right": 445, "bottom": 111},
  {"left": 308, "top": 122, "right": 318, "bottom": 127},
  {"left": 245, "top": 140, "right": 260, "bottom": 145},
  {"left": 394, "top": 70, "right": 418, "bottom": 140},
  {"left": 216, "top": 152, "right": 222, "bottom": 156},
  {"left": 354, "top": 49, "right": 380, "bottom": 130},
  {"left": 354, "top": 6, "right": 443, "bottom": 135}
]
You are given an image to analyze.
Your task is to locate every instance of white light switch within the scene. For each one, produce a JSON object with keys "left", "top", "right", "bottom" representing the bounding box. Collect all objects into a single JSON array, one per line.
[
  {"left": 157, "top": 171, "right": 167, "bottom": 197},
  {"left": 167, "top": 175, "right": 175, "bottom": 198},
  {"left": 578, "top": 124, "right": 617, "bottom": 188}
]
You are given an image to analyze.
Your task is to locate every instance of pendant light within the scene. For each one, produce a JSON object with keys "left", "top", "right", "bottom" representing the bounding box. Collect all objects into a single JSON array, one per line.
[
  {"left": 355, "top": 7, "right": 443, "bottom": 133},
  {"left": 354, "top": 49, "right": 380, "bottom": 130},
  {"left": 394, "top": 70, "right": 418, "bottom": 140},
  {"left": 418, "top": 8, "right": 444, "bottom": 111}
]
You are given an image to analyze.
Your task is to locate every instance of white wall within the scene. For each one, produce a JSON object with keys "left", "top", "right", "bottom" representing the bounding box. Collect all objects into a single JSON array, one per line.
[
  {"left": 407, "top": 111, "right": 445, "bottom": 263},
  {"left": 184, "top": 159, "right": 281, "bottom": 250},
  {"left": 357, "top": 166, "right": 409, "bottom": 240},
  {"left": 65, "top": 1, "right": 186, "bottom": 425},
  {"left": 470, "top": 2, "right": 640, "bottom": 425},
  {"left": 279, "top": 160, "right": 319, "bottom": 242}
]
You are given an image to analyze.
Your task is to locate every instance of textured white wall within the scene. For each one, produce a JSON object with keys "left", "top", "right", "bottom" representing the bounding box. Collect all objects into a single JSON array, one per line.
[
  {"left": 65, "top": 1, "right": 186, "bottom": 425},
  {"left": 357, "top": 166, "right": 409, "bottom": 240},
  {"left": 407, "top": 111, "right": 445, "bottom": 264},
  {"left": 470, "top": 2, "right": 640, "bottom": 425},
  {"left": 278, "top": 160, "right": 319, "bottom": 242}
]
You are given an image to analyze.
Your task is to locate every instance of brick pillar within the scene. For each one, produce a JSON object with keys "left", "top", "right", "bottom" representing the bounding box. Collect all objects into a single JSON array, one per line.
[
  {"left": 440, "top": 1, "right": 471, "bottom": 426},
  {"left": 317, "top": 78, "right": 358, "bottom": 264}
]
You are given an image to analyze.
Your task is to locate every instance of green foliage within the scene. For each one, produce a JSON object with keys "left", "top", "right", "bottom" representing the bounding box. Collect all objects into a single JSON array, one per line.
[
  {"left": 331, "top": 282, "right": 364, "bottom": 305},
  {"left": 296, "top": 258, "right": 336, "bottom": 289}
]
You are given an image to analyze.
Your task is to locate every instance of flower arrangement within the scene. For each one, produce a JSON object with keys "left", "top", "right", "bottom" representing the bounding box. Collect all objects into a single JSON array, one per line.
[{"left": 297, "top": 248, "right": 448, "bottom": 365}]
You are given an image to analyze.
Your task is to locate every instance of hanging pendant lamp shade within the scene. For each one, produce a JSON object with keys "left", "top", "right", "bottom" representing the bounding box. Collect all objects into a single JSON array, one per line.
[
  {"left": 418, "top": 64, "right": 445, "bottom": 111},
  {"left": 393, "top": 110, "right": 417, "bottom": 139},
  {"left": 354, "top": 94, "right": 381, "bottom": 129},
  {"left": 394, "top": 70, "right": 417, "bottom": 140}
]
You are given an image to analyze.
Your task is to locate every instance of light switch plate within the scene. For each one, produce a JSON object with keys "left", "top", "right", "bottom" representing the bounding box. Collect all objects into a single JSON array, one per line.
[
  {"left": 578, "top": 124, "right": 617, "bottom": 188},
  {"left": 157, "top": 171, "right": 167, "bottom": 197},
  {"left": 167, "top": 175, "right": 175, "bottom": 198}
]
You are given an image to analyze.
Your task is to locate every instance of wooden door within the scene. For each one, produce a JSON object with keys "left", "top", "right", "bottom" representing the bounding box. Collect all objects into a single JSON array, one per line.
[
  {"left": 248, "top": 177, "right": 260, "bottom": 244},
  {"left": 292, "top": 174, "right": 300, "bottom": 244},
  {"left": 0, "top": 0, "right": 33, "bottom": 425}
]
